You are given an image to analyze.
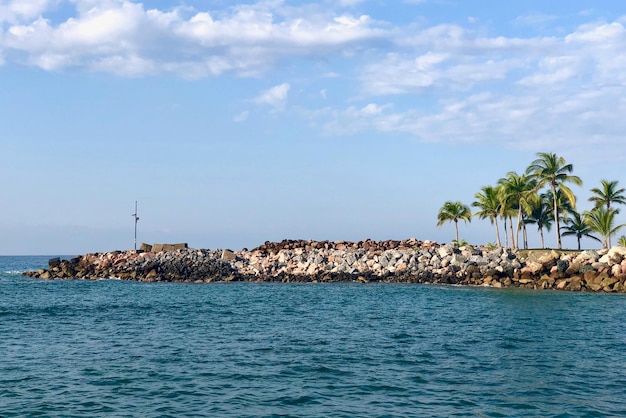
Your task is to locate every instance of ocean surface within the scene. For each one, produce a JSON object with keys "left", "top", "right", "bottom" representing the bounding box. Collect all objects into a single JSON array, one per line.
[{"left": 1, "top": 255, "right": 625, "bottom": 417}]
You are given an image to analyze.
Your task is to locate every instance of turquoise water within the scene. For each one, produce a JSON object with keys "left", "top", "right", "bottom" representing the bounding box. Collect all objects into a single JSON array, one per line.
[{"left": 1, "top": 256, "right": 625, "bottom": 417}]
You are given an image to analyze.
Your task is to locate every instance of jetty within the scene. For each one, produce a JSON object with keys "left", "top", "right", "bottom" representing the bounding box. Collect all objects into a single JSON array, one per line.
[{"left": 23, "top": 239, "right": 626, "bottom": 292}]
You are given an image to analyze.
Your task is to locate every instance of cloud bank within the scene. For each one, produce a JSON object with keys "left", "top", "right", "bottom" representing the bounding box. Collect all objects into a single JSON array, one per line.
[
  {"left": 1, "top": 0, "right": 385, "bottom": 76},
  {"left": 1, "top": 0, "right": 625, "bottom": 155}
]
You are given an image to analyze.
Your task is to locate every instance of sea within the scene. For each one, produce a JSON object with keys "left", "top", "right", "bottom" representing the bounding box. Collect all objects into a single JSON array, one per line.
[{"left": 1, "top": 255, "right": 625, "bottom": 417}]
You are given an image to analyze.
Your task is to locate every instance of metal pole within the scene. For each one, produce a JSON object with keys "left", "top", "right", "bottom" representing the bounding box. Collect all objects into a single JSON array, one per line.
[{"left": 132, "top": 201, "right": 139, "bottom": 250}]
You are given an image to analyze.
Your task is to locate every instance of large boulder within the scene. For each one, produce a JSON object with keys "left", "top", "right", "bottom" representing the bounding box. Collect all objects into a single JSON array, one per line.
[{"left": 599, "top": 246, "right": 626, "bottom": 265}]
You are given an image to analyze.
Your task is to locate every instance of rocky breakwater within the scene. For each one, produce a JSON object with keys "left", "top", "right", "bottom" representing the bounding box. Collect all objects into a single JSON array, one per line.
[
  {"left": 24, "top": 249, "right": 238, "bottom": 283},
  {"left": 22, "top": 238, "right": 626, "bottom": 292}
]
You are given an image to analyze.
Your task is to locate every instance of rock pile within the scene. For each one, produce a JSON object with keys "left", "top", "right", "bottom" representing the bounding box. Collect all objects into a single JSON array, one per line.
[
  {"left": 28, "top": 249, "right": 236, "bottom": 282},
  {"left": 22, "top": 239, "right": 626, "bottom": 292}
]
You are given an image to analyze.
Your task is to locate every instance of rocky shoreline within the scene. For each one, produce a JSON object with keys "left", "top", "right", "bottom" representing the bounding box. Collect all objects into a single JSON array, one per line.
[{"left": 22, "top": 238, "right": 626, "bottom": 293}]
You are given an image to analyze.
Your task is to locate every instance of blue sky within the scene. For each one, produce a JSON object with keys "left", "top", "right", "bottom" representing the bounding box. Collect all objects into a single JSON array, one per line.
[{"left": 1, "top": 0, "right": 626, "bottom": 254}]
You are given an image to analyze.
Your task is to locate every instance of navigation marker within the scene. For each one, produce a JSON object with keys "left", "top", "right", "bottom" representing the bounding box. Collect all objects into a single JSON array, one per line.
[{"left": 132, "top": 201, "right": 139, "bottom": 250}]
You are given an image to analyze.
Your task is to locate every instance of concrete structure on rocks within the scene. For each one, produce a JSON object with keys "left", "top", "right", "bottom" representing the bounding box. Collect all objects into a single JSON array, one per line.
[{"left": 23, "top": 238, "right": 626, "bottom": 293}]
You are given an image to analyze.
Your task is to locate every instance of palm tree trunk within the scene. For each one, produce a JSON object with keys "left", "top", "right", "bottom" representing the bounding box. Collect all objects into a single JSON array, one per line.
[
  {"left": 539, "top": 227, "right": 545, "bottom": 249},
  {"left": 454, "top": 220, "right": 459, "bottom": 244},
  {"left": 509, "top": 217, "right": 515, "bottom": 250},
  {"left": 494, "top": 218, "right": 502, "bottom": 248},
  {"left": 503, "top": 220, "right": 509, "bottom": 247},
  {"left": 552, "top": 183, "right": 561, "bottom": 249},
  {"left": 577, "top": 235, "right": 581, "bottom": 251},
  {"left": 523, "top": 223, "right": 528, "bottom": 249},
  {"left": 515, "top": 207, "right": 522, "bottom": 250}
]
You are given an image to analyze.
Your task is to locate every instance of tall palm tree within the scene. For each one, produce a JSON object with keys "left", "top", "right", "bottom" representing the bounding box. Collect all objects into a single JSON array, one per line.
[
  {"left": 472, "top": 186, "right": 502, "bottom": 247},
  {"left": 498, "top": 172, "right": 537, "bottom": 249},
  {"left": 589, "top": 179, "right": 626, "bottom": 213},
  {"left": 526, "top": 152, "right": 583, "bottom": 249},
  {"left": 561, "top": 211, "right": 600, "bottom": 250},
  {"left": 584, "top": 207, "right": 625, "bottom": 249},
  {"left": 520, "top": 191, "right": 541, "bottom": 249},
  {"left": 437, "top": 201, "right": 472, "bottom": 244},
  {"left": 543, "top": 189, "right": 575, "bottom": 224},
  {"left": 497, "top": 184, "right": 516, "bottom": 249},
  {"left": 524, "top": 196, "right": 553, "bottom": 248}
]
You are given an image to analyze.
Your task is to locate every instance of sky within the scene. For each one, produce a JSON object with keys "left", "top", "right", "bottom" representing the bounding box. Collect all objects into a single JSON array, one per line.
[{"left": 1, "top": 0, "right": 626, "bottom": 255}]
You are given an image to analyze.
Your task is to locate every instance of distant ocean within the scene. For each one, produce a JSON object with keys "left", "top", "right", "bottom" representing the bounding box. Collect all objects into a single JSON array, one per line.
[{"left": 1, "top": 255, "right": 625, "bottom": 417}]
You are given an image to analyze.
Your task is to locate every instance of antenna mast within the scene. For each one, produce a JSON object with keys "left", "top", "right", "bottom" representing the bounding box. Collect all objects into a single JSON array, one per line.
[{"left": 132, "top": 201, "right": 139, "bottom": 250}]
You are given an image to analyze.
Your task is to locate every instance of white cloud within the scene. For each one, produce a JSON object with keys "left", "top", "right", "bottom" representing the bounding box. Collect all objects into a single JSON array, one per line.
[
  {"left": 2, "top": 1, "right": 626, "bottom": 161},
  {"left": 564, "top": 22, "right": 626, "bottom": 85},
  {"left": 1, "top": 0, "right": 388, "bottom": 76},
  {"left": 513, "top": 13, "right": 559, "bottom": 28},
  {"left": 254, "top": 83, "right": 290, "bottom": 110},
  {"left": 315, "top": 77, "right": 626, "bottom": 162},
  {"left": 361, "top": 52, "right": 443, "bottom": 94},
  {"left": 398, "top": 23, "right": 555, "bottom": 52},
  {"left": 304, "top": 18, "right": 626, "bottom": 160},
  {"left": 337, "top": 0, "right": 367, "bottom": 6},
  {"left": 357, "top": 18, "right": 626, "bottom": 101},
  {"left": 312, "top": 102, "right": 393, "bottom": 135},
  {"left": 361, "top": 50, "right": 519, "bottom": 95},
  {"left": 0, "top": 0, "right": 57, "bottom": 23},
  {"left": 518, "top": 56, "right": 579, "bottom": 86},
  {"left": 57, "top": 2, "right": 141, "bottom": 46},
  {"left": 565, "top": 21, "right": 625, "bottom": 43},
  {"left": 360, "top": 103, "right": 383, "bottom": 115},
  {"left": 7, "top": 17, "right": 53, "bottom": 51},
  {"left": 4, "top": 1, "right": 147, "bottom": 71},
  {"left": 233, "top": 111, "right": 250, "bottom": 122}
]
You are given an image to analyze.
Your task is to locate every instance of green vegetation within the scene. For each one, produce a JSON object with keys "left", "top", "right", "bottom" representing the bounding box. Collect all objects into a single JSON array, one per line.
[
  {"left": 588, "top": 179, "right": 626, "bottom": 212},
  {"left": 524, "top": 195, "right": 553, "bottom": 249},
  {"left": 526, "top": 152, "right": 583, "bottom": 249},
  {"left": 484, "top": 241, "right": 498, "bottom": 250},
  {"left": 561, "top": 211, "right": 600, "bottom": 251},
  {"left": 472, "top": 186, "right": 502, "bottom": 248},
  {"left": 437, "top": 201, "right": 472, "bottom": 244},
  {"left": 498, "top": 172, "right": 537, "bottom": 250},
  {"left": 583, "top": 207, "right": 625, "bottom": 249},
  {"left": 438, "top": 151, "right": 625, "bottom": 250},
  {"left": 451, "top": 238, "right": 470, "bottom": 247}
]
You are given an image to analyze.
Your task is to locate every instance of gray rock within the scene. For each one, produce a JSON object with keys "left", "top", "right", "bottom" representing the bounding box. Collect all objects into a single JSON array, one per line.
[
  {"left": 48, "top": 257, "right": 61, "bottom": 268},
  {"left": 221, "top": 249, "right": 236, "bottom": 261}
]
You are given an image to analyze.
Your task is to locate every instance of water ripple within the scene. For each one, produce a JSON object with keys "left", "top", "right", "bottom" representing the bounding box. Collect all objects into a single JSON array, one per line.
[{"left": 1, "top": 261, "right": 625, "bottom": 417}]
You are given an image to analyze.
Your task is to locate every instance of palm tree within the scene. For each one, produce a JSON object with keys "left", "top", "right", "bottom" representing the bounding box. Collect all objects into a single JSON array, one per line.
[
  {"left": 561, "top": 211, "right": 600, "bottom": 250},
  {"left": 543, "top": 189, "right": 575, "bottom": 224},
  {"left": 437, "top": 201, "right": 472, "bottom": 244},
  {"left": 472, "top": 186, "right": 502, "bottom": 248},
  {"left": 589, "top": 179, "right": 626, "bottom": 213},
  {"left": 524, "top": 196, "right": 553, "bottom": 248},
  {"left": 497, "top": 185, "right": 517, "bottom": 249},
  {"left": 584, "top": 207, "right": 625, "bottom": 249},
  {"left": 618, "top": 236, "right": 626, "bottom": 247},
  {"left": 498, "top": 172, "right": 537, "bottom": 249},
  {"left": 520, "top": 191, "right": 541, "bottom": 249},
  {"left": 526, "top": 152, "right": 583, "bottom": 249}
]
